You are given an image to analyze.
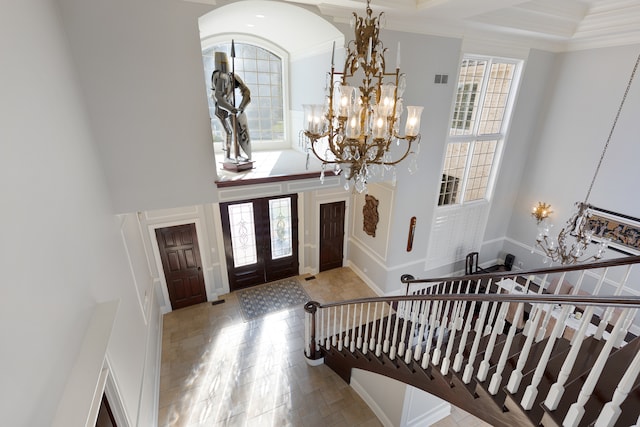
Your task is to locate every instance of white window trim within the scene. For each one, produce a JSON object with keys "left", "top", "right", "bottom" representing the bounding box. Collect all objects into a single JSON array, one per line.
[{"left": 201, "top": 34, "right": 291, "bottom": 151}]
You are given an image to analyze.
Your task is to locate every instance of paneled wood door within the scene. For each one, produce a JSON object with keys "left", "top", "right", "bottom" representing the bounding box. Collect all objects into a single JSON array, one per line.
[
  {"left": 319, "top": 201, "right": 345, "bottom": 272},
  {"left": 155, "top": 223, "right": 207, "bottom": 310},
  {"left": 220, "top": 194, "right": 299, "bottom": 291}
]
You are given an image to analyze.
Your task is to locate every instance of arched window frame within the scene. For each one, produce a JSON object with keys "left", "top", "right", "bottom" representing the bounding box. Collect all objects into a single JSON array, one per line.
[{"left": 201, "top": 34, "right": 291, "bottom": 152}]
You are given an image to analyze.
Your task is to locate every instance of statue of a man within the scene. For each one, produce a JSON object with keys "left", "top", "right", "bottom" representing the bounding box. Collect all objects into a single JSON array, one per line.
[{"left": 211, "top": 51, "right": 252, "bottom": 161}]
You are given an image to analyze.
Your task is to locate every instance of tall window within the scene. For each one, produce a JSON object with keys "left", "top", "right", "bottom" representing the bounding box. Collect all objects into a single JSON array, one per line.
[
  {"left": 438, "top": 56, "right": 520, "bottom": 206},
  {"left": 202, "top": 42, "right": 285, "bottom": 148}
]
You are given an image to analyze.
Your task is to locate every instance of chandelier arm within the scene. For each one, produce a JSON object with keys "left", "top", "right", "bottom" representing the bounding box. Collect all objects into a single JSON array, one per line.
[{"left": 377, "top": 135, "right": 420, "bottom": 166}]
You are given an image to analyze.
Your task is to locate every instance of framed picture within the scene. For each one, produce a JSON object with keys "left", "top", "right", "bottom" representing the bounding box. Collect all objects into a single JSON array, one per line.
[{"left": 584, "top": 205, "right": 640, "bottom": 255}]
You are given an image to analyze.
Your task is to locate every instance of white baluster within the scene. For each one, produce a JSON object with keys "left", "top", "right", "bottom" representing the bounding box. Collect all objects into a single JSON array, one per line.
[
  {"left": 521, "top": 304, "right": 572, "bottom": 410},
  {"left": 370, "top": 302, "right": 379, "bottom": 352},
  {"left": 545, "top": 305, "right": 596, "bottom": 409},
  {"left": 595, "top": 324, "right": 640, "bottom": 427},
  {"left": 507, "top": 305, "right": 542, "bottom": 393},
  {"left": 441, "top": 298, "right": 463, "bottom": 375},
  {"left": 338, "top": 305, "right": 344, "bottom": 351},
  {"left": 489, "top": 301, "right": 524, "bottom": 394},
  {"left": 376, "top": 302, "right": 386, "bottom": 356},
  {"left": 405, "top": 301, "right": 419, "bottom": 363},
  {"left": 399, "top": 300, "right": 413, "bottom": 358},
  {"left": 344, "top": 304, "right": 351, "bottom": 350},
  {"left": 453, "top": 299, "right": 476, "bottom": 372},
  {"left": 331, "top": 307, "right": 338, "bottom": 347},
  {"left": 413, "top": 307, "right": 429, "bottom": 362},
  {"left": 390, "top": 300, "right": 404, "bottom": 360},
  {"left": 432, "top": 297, "right": 452, "bottom": 366},
  {"left": 563, "top": 308, "right": 631, "bottom": 427},
  {"left": 463, "top": 299, "right": 491, "bottom": 384},
  {"left": 350, "top": 304, "right": 357, "bottom": 352},
  {"left": 357, "top": 303, "right": 365, "bottom": 350},
  {"left": 362, "top": 303, "right": 372, "bottom": 354},
  {"left": 422, "top": 300, "right": 440, "bottom": 370},
  {"left": 484, "top": 300, "right": 499, "bottom": 336},
  {"left": 477, "top": 301, "right": 509, "bottom": 382},
  {"left": 304, "top": 311, "right": 311, "bottom": 357},
  {"left": 596, "top": 266, "right": 631, "bottom": 340},
  {"left": 383, "top": 300, "right": 393, "bottom": 354}
]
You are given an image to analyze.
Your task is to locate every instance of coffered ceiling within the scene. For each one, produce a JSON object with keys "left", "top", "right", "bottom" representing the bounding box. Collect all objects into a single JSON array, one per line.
[
  {"left": 193, "top": 0, "right": 640, "bottom": 53},
  {"left": 286, "top": 0, "right": 640, "bottom": 52}
]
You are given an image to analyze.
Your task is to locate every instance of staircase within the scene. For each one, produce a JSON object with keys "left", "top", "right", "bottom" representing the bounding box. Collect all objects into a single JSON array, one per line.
[{"left": 304, "top": 255, "right": 640, "bottom": 427}]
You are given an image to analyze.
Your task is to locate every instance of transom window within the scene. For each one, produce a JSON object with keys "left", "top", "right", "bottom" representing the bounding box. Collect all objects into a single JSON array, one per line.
[
  {"left": 438, "top": 56, "right": 520, "bottom": 205},
  {"left": 202, "top": 42, "right": 285, "bottom": 148}
]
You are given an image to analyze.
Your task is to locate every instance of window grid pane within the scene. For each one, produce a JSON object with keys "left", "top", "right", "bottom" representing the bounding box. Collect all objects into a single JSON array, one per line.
[
  {"left": 464, "top": 140, "right": 497, "bottom": 202},
  {"left": 203, "top": 42, "right": 284, "bottom": 144},
  {"left": 228, "top": 203, "right": 257, "bottom": 267},
  {"left": 450, "top": 59, "right": 486, "bottom": 136},
  {"left": 478, "top": 62, "right": 515, "bottom": 135},
  {"left": 269, "top": 198, "right": 292, "bottom": 259},
  {"left": 439, "top": 142, "right": 470, "bottom": 205},
  {"left": 441, "top": 55, "right": 519, "bottom": 206}
]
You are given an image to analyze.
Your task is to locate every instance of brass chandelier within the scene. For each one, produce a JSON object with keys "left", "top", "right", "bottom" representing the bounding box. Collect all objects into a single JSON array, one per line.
[
  {"left": 535, "top": 53, "right": 640, "bottom": 264},
  {"left": 302, "top": 0, "right": 423, "bottom": 193}
]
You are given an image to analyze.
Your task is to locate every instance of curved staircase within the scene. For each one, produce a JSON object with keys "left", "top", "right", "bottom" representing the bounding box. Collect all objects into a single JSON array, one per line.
[{"left": 304, "top": 255, "right": 640, "bottom": 426}]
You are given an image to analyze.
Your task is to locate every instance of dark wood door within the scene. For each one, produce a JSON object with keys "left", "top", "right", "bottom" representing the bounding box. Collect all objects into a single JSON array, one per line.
[
  {"left": 95, "top": 393, "right": 116, "bottom": 427},
  {"left": 220, "top": 194, "right": 299, "bottom": 291},
  {"left": 319, "top": 201, "right": 345, "bottom": 272},
  {"left": 155, "top": 223, "right": 207, "bottom": 310}
]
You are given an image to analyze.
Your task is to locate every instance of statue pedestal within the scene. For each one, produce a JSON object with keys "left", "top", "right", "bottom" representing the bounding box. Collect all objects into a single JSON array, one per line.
[{"left": 222, "top": 159, "right": 254, "bottom": 172}]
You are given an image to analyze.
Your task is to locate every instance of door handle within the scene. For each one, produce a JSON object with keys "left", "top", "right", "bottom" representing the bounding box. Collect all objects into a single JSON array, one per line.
[{"left": 198, "top": 267, "right": 202, "bottom": 271}]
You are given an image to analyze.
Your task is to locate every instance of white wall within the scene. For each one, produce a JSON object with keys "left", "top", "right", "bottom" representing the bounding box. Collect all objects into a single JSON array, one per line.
[
  {"left": 351, "top": 369, "right": 450, "bottom": 427},
  {"left": 0, "top": 1, "right": 161, "bottom": 425},
  {"left": 506, "top": 45, "right": 640, "bottom": 272},
  {"left": 57, "top": 0, "right": 218, "bottom": 213}
]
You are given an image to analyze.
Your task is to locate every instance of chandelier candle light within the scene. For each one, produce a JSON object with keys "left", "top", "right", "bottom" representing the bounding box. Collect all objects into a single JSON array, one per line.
[
  {"left": 535, "top": 53, "right": 640, "bottom": 265},
  {"left": 302, "top": 0, "right": 423, "bottom": 193}
]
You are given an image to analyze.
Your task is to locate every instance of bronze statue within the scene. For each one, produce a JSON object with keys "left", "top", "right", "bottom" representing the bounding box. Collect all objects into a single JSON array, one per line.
[{"left": 211, "top": 50, "right": 252, "bottom": 162}]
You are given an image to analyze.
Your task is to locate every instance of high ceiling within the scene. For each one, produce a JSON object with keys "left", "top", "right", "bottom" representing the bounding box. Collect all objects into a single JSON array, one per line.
[
  {"left": 284, "top": 0, "right": 640, "bottom": 52},
  {"left": 194, "top": 0, "right": 640, "bottom": 53}
]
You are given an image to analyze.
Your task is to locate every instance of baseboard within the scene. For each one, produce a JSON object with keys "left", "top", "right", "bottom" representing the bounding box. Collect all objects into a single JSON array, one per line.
[
  {"left": 347, "top": 261, "right": 384, "bottom": 296},
  {"left": 350, "top": 378, "right": 394, "bottom": 427},
  {"left": 151, "top": 311, "right": 163, "bottom": 427}
]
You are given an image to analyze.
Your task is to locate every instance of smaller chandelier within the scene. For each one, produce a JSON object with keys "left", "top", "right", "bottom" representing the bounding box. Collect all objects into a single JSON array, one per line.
[
  {"left": 535, "top": 202, "right": 610, "bottom": 264},
  {"left": 302, "top": 0, "right": 423, "bottom": 193}
]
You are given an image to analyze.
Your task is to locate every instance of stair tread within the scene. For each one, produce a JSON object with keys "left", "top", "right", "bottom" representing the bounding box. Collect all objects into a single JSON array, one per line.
[
  {"left": 540, "top": 336, "right": 640, "bottom": 427},
  {"left": 613, "top": 381, "right": 640, "bottom": 427},
  {"left": 501, "top": 336, "right": 577, "bottom": 425}
]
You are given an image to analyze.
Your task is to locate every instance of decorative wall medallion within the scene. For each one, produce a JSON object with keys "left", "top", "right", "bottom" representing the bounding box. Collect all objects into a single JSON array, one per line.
[{"left": 363, "top": 195, "right": 380, "bottom": 237}]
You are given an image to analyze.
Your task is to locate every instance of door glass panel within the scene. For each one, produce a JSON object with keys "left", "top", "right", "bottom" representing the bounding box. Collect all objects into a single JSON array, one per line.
[
  {"left": 228, "top": 202, "right": 257, "bottom": 267},
  {"left": 269, "top": 198, "right": 292, "bottom": 259}
]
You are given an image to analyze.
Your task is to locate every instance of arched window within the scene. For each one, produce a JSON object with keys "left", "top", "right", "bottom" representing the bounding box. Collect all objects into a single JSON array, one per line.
[{"left": 202, "top": 40, "right": 287, "bottom": 152}]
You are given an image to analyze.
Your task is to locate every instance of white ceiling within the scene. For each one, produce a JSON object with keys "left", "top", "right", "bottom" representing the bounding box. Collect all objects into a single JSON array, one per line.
[
  {"left": 288, "top": 0, "right": 640, "bottom": 52},
  {"left": 194, "top": 0, "right": 640, "bottom": 53}
]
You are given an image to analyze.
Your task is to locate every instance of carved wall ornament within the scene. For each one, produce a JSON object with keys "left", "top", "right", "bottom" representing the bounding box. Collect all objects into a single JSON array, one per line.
[{"left": 363, "top": 195, "right": 380, "bottom": 237}]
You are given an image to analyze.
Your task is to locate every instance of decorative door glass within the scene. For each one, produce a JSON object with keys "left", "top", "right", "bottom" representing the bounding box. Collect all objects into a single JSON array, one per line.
[
  {"left": 228, "top": 202, "right": 257, "bottom": 267},
  {"left": 269, "top": 198, "right": 292, "bottom": 259}
]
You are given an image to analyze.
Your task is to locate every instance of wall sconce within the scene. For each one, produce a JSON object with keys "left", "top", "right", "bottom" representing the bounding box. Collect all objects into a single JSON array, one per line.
[{"left": 531, "top": 202, "right": 552, "bottom": 224}]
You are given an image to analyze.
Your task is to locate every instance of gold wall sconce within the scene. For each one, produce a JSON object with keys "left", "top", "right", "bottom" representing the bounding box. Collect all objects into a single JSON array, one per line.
[{"left": 531, "top": 202, "right": 552, "bottom": 224}]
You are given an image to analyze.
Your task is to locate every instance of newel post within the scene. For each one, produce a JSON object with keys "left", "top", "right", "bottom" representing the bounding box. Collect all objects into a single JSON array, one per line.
[{"left": 304, "top": 301, "right": 321, "bottom": 360}]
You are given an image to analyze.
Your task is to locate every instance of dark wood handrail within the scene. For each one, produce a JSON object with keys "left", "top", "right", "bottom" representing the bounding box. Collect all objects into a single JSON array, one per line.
[
  {"left": 305, "top": 293, "right": 640, "bottom": 311},
  {"left": 400, "top": 254, "right": 640, "bottom": 286}
]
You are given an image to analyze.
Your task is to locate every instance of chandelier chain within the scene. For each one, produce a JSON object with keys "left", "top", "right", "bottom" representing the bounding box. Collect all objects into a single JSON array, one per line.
[{"left": 584, "top": 53, "right": 640, "bottom": 204}]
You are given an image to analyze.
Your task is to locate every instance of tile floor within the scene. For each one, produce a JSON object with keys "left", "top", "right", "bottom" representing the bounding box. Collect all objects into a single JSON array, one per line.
[{"left": 158, "top": 267, "right": 490, "bottom": 427}]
